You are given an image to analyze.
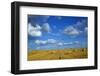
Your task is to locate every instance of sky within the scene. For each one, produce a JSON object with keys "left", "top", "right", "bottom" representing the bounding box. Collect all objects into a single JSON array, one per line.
[{"left": 28, "top": 15, "right": 88, "bottom": 51}]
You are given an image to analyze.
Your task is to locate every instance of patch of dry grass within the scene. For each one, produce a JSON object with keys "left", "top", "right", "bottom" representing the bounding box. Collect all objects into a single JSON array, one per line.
[{"left": 28, "top": 48, "right": 88, "bottom": 61}]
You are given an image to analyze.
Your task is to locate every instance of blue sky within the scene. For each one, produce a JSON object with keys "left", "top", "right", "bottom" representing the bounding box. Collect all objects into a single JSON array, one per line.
[{"left": 28, "top": 15, "right": 88, "bottom": 51}]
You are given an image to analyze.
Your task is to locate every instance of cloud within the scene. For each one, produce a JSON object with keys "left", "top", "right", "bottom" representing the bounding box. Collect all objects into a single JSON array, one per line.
[
  {"left": 63, "top": 19, "right": 87, "bottom": 37},
  {"left": 63, "top": 42, "right": 73, "bottom": 45},
  {"left": 42, "top": 23, "right": 51, "bottom": 33},
  {"left": 63, "top": 26, "right": 82, "bottom": 36},
  {"left": 28, "top": 23, "right": 42, "bottom": 37},
  {"left": 42, "top": 23, "right": 60, "bottom": 36},
  {"left": 83, "top": 27, "right": 88, "bottom": 36},
  {"left": 73, "top": 19, "right": 88, "bottom": 32},
  {"left": 47, "top": 39, "right": 56, "bottom": 44},
  {"left": 34, "top": 39, "right": 80, "bottom": 49},
  {"left": 34, "top": 39, "right": 57, "bottom": 45},
  {"left": 35, "top": 40, "right": 47, "bottom": 45},
  {"left": 57, "top": 41, "right": 80, "bottom": 46},
  {"left": 58, "top": 42, "right": 63, "bottom": 46},
  {"left": 84, "top": 27, "right": 88, "bottom": 32},
  {"left": 76, "top": 21, "right": 82, "bottom": 25},
  {"left": 74, "top": 41, "right": 80, "bottom": 44}
]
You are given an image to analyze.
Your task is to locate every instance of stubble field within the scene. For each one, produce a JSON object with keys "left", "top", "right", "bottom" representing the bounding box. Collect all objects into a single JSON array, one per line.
[{"left": 28, "top": 48, "right": 88, "bottom": 61}]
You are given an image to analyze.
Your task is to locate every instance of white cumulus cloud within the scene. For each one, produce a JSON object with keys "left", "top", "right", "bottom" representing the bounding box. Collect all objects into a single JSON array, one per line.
[
  {"left": 35, "top": 40, "right": 47, "bottom": 45},
  {"left": 57, "top": 42, "right": 76, "bottom": 46},
  {"left": 28, "top": 23, "right": 42, "bottom": 37},
  {"left": 42, "top": 23, "right": 51, "bottom": 33},
  {"left": 34, "top": 39, "right": 57, "bottom": 45},
  {"left": 64, "top": 26, "right": 82, "bottom": 36},
  {"left": 63, "top": 41, "right": 80, "bottom": 45}
]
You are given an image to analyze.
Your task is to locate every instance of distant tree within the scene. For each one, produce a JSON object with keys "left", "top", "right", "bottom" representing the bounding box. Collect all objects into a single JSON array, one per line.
[
  {"left": 82, "top": 48, "right": 84, "bottom": 52},
  {"left": 59, "top": 56, "right": 61, "bottom": 59}
]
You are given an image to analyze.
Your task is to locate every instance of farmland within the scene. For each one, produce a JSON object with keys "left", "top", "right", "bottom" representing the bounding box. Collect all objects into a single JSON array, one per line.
[{"left": 28, "top": 48, "right": 88, "bottom": 61}]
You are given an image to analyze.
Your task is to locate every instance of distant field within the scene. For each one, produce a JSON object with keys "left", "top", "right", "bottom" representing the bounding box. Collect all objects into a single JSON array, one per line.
[{"left": 28, "top": 48, "right": 88, "bottom": 61}]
